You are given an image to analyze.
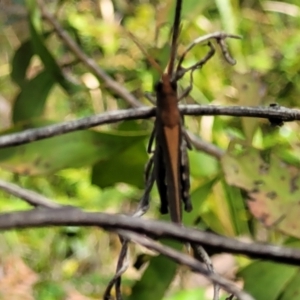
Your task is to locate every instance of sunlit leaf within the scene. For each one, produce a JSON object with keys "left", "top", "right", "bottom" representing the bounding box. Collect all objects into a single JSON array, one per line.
[
  {"left": 279, "top": 269, "right": 300, "bottom": 300},
  {"left": 222, "top": 142, "right": 300, "bottom": 238},
  {"left": 232, "top": 71, "right": 265, "bottom": 143},
  {"left": 164, "top": 288, "right": 205, "bottom": 300}
]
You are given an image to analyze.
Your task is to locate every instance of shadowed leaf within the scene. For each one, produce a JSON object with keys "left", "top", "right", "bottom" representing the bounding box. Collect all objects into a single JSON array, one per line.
[
  {"left": 12, "top": 70, "right": 55, "bottom": 123},
  {"left": 0, "top": 121, "right": 147, "bottom": 181},
  {"left": 91, "top": 138, "right": 147, "bottom": 189},
  {"left": 10, "top": 31, "right": 52, "bottom": 87},
  {"left": 26, "top": 0, "right": 82, "bottom": 95},
  {"left": 238, "top": 261, "right": 297, "bottom": 300},
  {"left": 128, "top": 239, "right": 181, "bottom": 300}
]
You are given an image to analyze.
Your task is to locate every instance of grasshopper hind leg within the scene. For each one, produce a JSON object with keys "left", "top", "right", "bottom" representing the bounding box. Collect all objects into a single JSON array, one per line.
[
  {"left": 154, "top": 145, "right": 169, "bottom": 214},
  {"left": 180, "top": 139, "right": 192, "bottom": 212}
]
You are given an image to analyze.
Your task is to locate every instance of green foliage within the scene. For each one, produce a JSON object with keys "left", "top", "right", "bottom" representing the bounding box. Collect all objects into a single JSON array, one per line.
[
  {"left": 238, "top": 261, "right": 299, "bottom": 300},
  {"left": 13, "top": 70, "right": 55, "bottom": 122},
  {"left": 26, "top": 0, "right": 83, "bottom": 95},
  {"left": 164, "top": 288, "right": 206, "bottom": 300},
  {"left": 1, "top": 0, "right": 300, "bottom": 299},
  {"left": 0, "top": 121, "right": 147, "bottom": 180},
  {"left": 128, "top": 239, "right": 182, "bottom": 300},
  {"left": 222, "top": 142, "right": 300, "bottom": 239}
]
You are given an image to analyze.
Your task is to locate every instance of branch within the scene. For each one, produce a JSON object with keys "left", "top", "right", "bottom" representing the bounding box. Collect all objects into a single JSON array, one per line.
[
  {"left": 0, "top": 179, "right": 61, "bottom": 208},
  {"left": 1, "top": 208, "right": 300, "bottom": 266},
  {"left": 0, "top": 175, "right": 289, "bottom": 299},
  {"left": 0, "top": 181, "right": 251, "bottom": 299},
  {"left": 182, "top": 104, "right": 300, "bottom": 120},
  {"left": 38, "top": 1, "right": 143, "bottom": 108},
  {"left": 0, "top": 107, "right": 154, "bottom": 147},
  {"left": 119, "top": 230, "right": 254, "bottom": 300},
  {"left": 0, "top": 105, "right": 299, "bottom": 148},
  {"left": 188, "top": 131, "right": 224, "bottom": 159}
]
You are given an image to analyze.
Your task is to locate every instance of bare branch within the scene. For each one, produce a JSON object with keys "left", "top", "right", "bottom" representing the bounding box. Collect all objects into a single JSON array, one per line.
[
  {"left": 38, "top": 1, "right": 143, "bottom": 108},
  {"left": 0, "top": 105, "right": 299, "bottom": 148},
  {"left": 0, "top": 107, "right": 154, "bottom": 148},
  {"left": 182, "top": 104, "right": 300, "bottom": 120},
  {"left": 187, "top": 131, "right": 224, "bottom": 159},
  {"left": 119, "top": 230, "right": 254, "bottom": 300},
  {"left": 0, "top": 179, "right": 61, "bottom": 208},
  {"left": 1, "top": 208, "right": 300, "bottom": 266}
]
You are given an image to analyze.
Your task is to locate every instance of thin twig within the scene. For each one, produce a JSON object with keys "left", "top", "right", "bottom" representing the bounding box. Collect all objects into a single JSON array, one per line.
[
  {"left": 38, "top": 1, "right": 143, "bottom": 108},
  {"left": 0, "top": 107, "right": 154, "bottom": 148},
  {"left": 175, "top": 32, "right": 241, "bottom": 80},
  {"left": 0, "top": 179, "right": 61, "bottom": 208},
  {"left": 0, "top": 104, "right": 298, "bottom": 148},
  {"left": 119, "top": 230, "right": 254, "bottom": 300},
  {"left": 187, "top": 131, "right": 224, "bottom": 159},
  {"left": 103, "top": 171, "right": 155, "bottom": 299},
  {"left": 191, "top": 243, "right": 220, "bottom": 300}
]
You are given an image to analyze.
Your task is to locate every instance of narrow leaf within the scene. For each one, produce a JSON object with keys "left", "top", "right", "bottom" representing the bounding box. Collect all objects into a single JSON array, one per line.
[
  {"left": 12, "top": 70, "right": 54, "bottom": 123},
  {"left": 26, "top": 0, "right": 82, "bottom": 94},
  {"left": 0, "top": 122, "right": 147, "bottom": 177}
]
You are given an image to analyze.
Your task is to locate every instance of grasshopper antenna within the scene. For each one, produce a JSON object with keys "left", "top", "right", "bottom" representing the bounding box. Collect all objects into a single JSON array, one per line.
[
  {"left": 167, "top": 0, "right": 182, "bottom": 77},
  {"left": 124, "top": 29, "right": 163, "bottom": 74}
]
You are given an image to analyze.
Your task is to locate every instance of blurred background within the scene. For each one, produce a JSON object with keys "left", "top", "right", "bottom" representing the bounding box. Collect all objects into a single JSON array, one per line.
[{"left": 0, "top": 0, "right": 300, "bottom": 299}]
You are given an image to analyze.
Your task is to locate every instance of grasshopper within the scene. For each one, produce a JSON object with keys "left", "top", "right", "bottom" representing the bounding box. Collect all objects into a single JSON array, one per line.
[
  {"left": 145, "top": 0, "right": 240, "bottom": 224},
  {"left": 104, "top": 1, "right": 240, "bottom": 298}
]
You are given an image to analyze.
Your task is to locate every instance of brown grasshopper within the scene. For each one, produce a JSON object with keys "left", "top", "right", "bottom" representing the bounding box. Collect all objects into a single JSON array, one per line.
[
  {"left": 144, "top": 0, "right": 240, "bottom": 224},
  {"left": 104, "top": 1, "right": 240, "bottom": 298}
]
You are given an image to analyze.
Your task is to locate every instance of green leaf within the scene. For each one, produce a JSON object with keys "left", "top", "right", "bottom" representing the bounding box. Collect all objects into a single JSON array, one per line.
[
  {"left": 164, "top": 288, "right": 205, "bottom": 300},
  {"left": 91, "top": 137, "right": 147, "bottom": 189},
  {"left": 232, "top": 71, "right": 265, "bottom": 143},
  {"left": 10, "top": 31, "right": 52, "bottom": 88},
  {"left": 10, "top": 38, "right": 33, "bottom": 87},
  {"left": 279, "top": 269, "right": 300, "bottom": 300},
  {"left": 166, "top": 0, "right": 206, "bottom": 25},
  {"left": 34, "top": 280, "right": 66, "bottom": 300},
  {"left": 215, "top": 0, "right": 237, "bottom": 35},
  {"left": 183, "top": 178, "right": 218, "bottom": 226},
  {"left": 128, "top": 239, "right": 182, "bottom": 300},
  {"left": 221, "top": 142, "right": 300, "bottom": 238},
  {"left": 223, "top": 182, "right": 250, "bottom": 236},
  {"left": 189, "top": 150, "right": 218, "bottom": 178},
  {"left": 238, "top": 261, "right": 298, "bottom": 300},
  {"left": 0, "top": 122, "right": 148, "bottom": 176},
  {"left": 26, "top": 0, "right": 82, "bottom": 95},
  {"left": 204, "top": 180, "right": 236, "bottom": 236},
  {"left": 215, "top": 0, "right": 245, "bottom": 70},
  {"left": 191, "top": 178, "right": 249, "bottom": 237},
  {"left": 12, "top": 70, "right": 55, "bottom": 123}
]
